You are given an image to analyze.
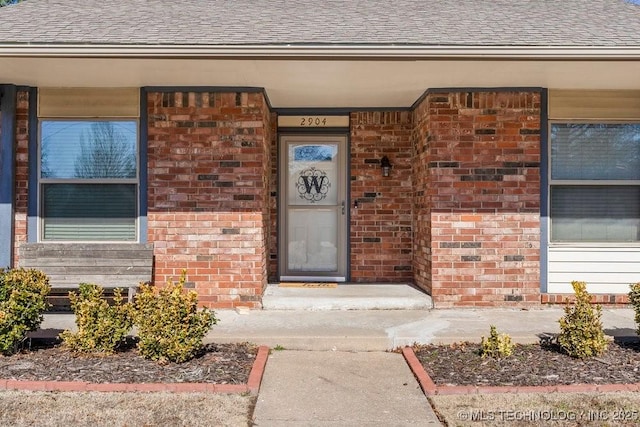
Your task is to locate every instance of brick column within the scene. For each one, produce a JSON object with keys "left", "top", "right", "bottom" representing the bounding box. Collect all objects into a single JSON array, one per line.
[
  {"left": 414, "top": 91, "right": 541, "bottom": 307},
  {"left": 147, "top": 91, "right": 271, "bottom": 309},
  {"left": 13, "top": 90, "right": 29, "bottom": 265}
]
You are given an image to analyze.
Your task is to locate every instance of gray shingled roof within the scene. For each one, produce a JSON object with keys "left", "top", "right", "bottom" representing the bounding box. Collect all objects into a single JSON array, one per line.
[{"left": 1, "top": 0, "right": 640, "bottom": 47}]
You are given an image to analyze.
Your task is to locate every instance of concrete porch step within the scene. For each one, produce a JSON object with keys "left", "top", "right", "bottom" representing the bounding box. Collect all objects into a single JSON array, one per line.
[{"left": 261, "top": 283, "right": 433, "bottom": 310}]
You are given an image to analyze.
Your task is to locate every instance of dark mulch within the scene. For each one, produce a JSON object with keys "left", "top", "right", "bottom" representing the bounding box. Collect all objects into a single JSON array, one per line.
[
  {"left": 0, "top": 339, "right": 258, "bottom": 384},
  {"left": 414, "top": 340, "right": 640, "bottom": 387}
]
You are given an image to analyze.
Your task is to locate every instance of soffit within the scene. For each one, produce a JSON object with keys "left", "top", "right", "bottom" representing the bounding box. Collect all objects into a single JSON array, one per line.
[{"left": 1, "top": 58, "right": 639, "bottom": 108}]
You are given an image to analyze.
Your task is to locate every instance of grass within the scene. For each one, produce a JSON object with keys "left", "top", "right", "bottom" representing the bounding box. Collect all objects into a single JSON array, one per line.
[
  {"left": 430, "top": 392, "right": 640, "bottom": 426},
  {"left": 0, "top": 391, "right": 255, "bottom": 427}
]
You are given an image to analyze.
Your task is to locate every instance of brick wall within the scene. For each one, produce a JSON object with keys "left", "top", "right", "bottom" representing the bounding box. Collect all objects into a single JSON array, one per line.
[
  {"left": 350, "top": 112, "right": 414, "bottom": 282},
  {"left": 414, "top": 91, "right": 541, "bottom": 307},
  {"left": 146, "top": 91, "right": 271, "bottom": 309},
  {"left": 412, "top": 99, "right": 432, "bottom": 295},
  {"left": 12, "top": 90, "right": 29, "bottom": 265},
  {"left": 541, "top": 293, "right": 629, "bottom": 306}
]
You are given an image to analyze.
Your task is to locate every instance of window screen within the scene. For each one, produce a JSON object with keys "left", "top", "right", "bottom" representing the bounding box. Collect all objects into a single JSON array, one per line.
[
  {"left": 550, "top": 123, "right": 640, "bottom": 243},
  {"left": 39, "top": 120, "right": 138, "bottom": 241}
]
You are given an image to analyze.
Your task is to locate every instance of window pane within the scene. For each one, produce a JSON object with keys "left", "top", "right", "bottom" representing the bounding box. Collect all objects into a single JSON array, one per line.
[
  {"left": 41, "top": 121, "right": 137, "bottom": 179},
  {"left": 288, "top": 143, "right": 338, "bottom": 206},
  {"left": 551, "top": 186, "right": 640, "bottom": 242},
  {"left": 42, "top": 184, "right": 136, "bottom": 241},
  {"left": 551, "top": 123, "right": 640, "bottom": 180}
]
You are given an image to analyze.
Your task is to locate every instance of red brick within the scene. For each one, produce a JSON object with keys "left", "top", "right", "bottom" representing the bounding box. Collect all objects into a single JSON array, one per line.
[
  {"left": 436, "top": 385, "right": 478, "bottom": 395},
  {"left": 555, "top": 384, "right": 598, "bottom": 393},
  {"left": 597, "top": 384, "right": 636, "bottom": 392},
  {"left": 165, "top": 383, "right": 212, "bottom": 393},
  {"left": 402, "top": 347, "right": 437, "bottom": 396},
  {"left": 515, "top": 385, "right": 557, "bottom": 394},
  {"left": 414, "top": 91, "right": 542, "bottom": 306},
  {"left": 348, "top": 111, "right": 413, "bottom": 283},
  {"left": 46, "top": 381, "right": 89, "bottom": 392},
  {"left": 6, "top": 380, "right": 47, "bottom": 391},
  {"left": 212, "top": 384, "right": 248, "bottom": 393},
  {"left": 147, "top": 91, "right": 271, "bottom": 308},
  {"left": 86, "top": 383, "right": 133, "bottom": 392}
]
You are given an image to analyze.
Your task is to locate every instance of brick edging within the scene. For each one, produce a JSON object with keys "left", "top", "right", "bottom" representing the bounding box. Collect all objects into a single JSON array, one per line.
[
  {"left": 247, "top": 345, "right": 269, "bottom": 395},
  {"left": 401, "top": 347, "right": 640, "bottom": 396},
  {"left": 0, "top": 345, "right": 270, "bottom": 394}
]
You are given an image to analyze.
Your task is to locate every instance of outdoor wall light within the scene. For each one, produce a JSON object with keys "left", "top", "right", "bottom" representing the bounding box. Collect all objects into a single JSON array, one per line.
[{"left": 380, "top": 156, "right": 392, "bottom": 177}]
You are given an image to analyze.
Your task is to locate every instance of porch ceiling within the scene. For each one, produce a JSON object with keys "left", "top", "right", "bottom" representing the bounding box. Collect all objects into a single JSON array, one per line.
[{"left": 1, "top": 57, "right": 639, "bottom": 108}]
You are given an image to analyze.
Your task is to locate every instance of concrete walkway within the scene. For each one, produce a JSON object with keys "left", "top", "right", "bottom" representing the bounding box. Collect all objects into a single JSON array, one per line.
[
  {"left": 211, "top": 306, "right": 637, "bottom": 350},
  {"left": 37, "top": 306, "right": 638, "bottom": 427},
  {"left": 253, "top": 350, "right": 440, "bottom": 426},
  {"left": 41, "top": 307, "right": 638, "bottom": 351}
]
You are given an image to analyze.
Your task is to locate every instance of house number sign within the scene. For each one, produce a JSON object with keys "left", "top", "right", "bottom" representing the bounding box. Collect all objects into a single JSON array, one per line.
[{"left": 278, "top": 115, "right": 349, "bottom": 128}]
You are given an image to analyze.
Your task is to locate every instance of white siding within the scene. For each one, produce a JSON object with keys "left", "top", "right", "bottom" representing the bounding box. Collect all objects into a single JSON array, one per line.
[{"left": 548, "top": 246, "right": 640, "bottom": 293}]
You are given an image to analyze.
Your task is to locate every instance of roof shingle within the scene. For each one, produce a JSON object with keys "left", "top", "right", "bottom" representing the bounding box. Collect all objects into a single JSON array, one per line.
[{"left": 1, "top": 0, "right": 640, "bottom": 47}]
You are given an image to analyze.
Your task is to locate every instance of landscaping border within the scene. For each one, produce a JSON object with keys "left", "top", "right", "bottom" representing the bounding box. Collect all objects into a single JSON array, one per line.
[
  {"left": 0, "top": 345, "right": 269, "bottom": 395},
  {"left": 401, "top": 347, "right": 640, "bottom": 396}
]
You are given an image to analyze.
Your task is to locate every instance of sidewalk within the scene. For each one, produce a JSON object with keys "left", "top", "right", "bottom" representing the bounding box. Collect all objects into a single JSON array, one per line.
[
  {"left": 37, "top": 307, "right": 638, "bottom": 426},
  {"left": 252, "top": 350, "right": 441, "bottom": 426},
  {"left": 39, "top": 306, "right": 638, "bottom": 350}
]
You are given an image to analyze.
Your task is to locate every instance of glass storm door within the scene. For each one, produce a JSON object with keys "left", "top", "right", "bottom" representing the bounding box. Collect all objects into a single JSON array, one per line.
[{"left": 279, "top": 135, "right": 348, "bottom": 281}]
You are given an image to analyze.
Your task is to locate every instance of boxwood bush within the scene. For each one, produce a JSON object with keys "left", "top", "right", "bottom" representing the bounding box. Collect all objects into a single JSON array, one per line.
[
  {"left": 134, "top": 271, "right": 217, "bottom": 363},
  {"left": 0, "top": 268, "right": 50, "bottom": 355},
  {"left": 558, "top": 281, "right": 608, "bottom": 359},
  {"left": 60, "top": 283, "right": 134, "bottom": 354}
]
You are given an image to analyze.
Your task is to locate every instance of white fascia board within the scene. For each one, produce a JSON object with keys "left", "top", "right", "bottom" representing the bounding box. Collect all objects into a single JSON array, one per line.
[{"left": 1, "top": 45, "right": 640, "bottom": 59}]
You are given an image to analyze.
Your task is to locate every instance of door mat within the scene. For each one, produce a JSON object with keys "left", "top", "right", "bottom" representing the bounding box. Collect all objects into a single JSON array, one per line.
[{"left": 278, "top": 282, "right": 338, "bottom": 288}]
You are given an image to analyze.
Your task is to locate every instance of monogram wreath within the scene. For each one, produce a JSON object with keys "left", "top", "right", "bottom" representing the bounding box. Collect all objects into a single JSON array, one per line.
[{"left": 296, "top": 167, "right": 331, "bottom": 203}]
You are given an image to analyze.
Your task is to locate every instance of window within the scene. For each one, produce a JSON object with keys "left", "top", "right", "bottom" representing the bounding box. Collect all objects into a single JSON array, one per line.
[
  {"left": 39, "top": 120, "right": 138, "bottom": 241},
  {"left": 550, "top": 123, "right": 640, "bottom": 243}
]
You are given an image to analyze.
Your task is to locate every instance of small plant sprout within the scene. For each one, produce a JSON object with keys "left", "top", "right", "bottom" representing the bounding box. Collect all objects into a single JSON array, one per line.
[{"left": 480, "top": 325, "right": 514, "bottom": 358}]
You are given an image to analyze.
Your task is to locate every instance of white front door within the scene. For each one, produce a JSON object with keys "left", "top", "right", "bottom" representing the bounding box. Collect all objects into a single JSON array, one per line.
[{"left": 279, "top": 134, "right": 348, "bottom": 281}]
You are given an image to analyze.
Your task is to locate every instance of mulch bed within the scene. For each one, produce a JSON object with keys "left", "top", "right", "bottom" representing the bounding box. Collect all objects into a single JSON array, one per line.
[
  {"left": 5, "top": 338, "right": 640, "bottom": 388},
  {"left": 414, "top": 340, "right": 640, "bottom": 387},
  {"left": 0, "top": 339, "right": 257, "bottom": 385}
]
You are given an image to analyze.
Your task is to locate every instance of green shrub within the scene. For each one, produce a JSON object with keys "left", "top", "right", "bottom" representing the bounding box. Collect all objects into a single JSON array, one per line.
[
  {"left": 480, "top": 325, "right": 514, "bottom": 358},
  {"left": 558, "top": 281, "right": 608, "bottom": 359},
  {"left": 133, "top": 271, "right": 217, "bottom": 363},
  {"left": 60, "top": 283, "right": 134, "bottom": 354},
  {"left": 629, "top": 283, "right": 640, "bottom": 336},
  {"left": 0, "top": 268, "right": 51, "bottom": 355}
]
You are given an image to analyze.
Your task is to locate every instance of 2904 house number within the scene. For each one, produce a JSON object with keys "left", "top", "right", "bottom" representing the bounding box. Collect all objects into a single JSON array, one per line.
[
  {"left": 300, "top": 117, "right": 328, "bottom": 126},
  {"left": 277, "top": 115, "right": 349, "bottom": 128}
]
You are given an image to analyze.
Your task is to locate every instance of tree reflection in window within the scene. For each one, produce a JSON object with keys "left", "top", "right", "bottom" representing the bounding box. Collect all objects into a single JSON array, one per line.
[
  {"left": 41, "top": 121, "right": 137, "bottom": 179},
  {"left": 293, "top": 145, "right": 336, "bottom": 162}
]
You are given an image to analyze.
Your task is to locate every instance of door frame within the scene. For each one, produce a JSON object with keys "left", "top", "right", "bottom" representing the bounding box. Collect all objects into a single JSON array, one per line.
[{"left": 278, "top": 133, "right": 350, "bottom": 282}]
